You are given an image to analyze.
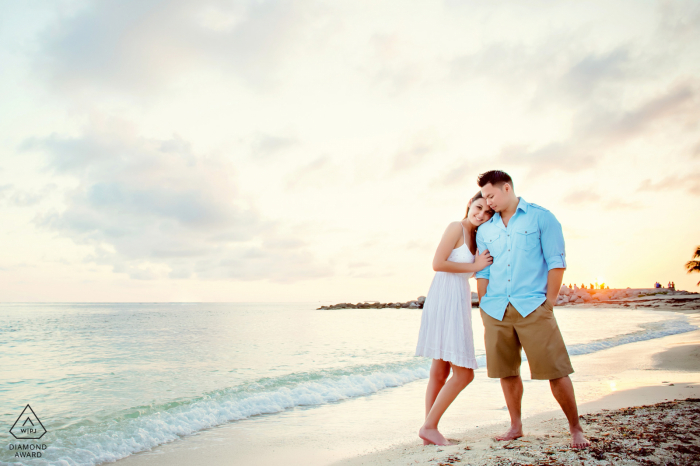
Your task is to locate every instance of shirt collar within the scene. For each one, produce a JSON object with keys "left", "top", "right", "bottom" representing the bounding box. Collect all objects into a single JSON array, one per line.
[
  {"left": 516, "top": 197, "right": 529, "bottom": 213},
  {"left": 491, "top": 197, "right": 528, "bottom": 231}
]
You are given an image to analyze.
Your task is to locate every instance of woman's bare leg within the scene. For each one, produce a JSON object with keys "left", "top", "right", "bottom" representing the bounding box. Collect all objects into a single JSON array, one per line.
[
  {"left": 425, "top": 359, "right": 451, "bottom": 416},
  {"left": 423, "top": 359, "right": 451, "bottom": 444},
  {"left": 419, "top": 363, "right": 474, "bottom": 446}
]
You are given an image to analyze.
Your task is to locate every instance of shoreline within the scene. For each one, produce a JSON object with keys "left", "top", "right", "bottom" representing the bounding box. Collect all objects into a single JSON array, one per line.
[
  {"left": 329, "top": 307, "right": 700, "bottom": 466},
  {"left": 329, "top": 387, "right": 700, "bottom": 466},
  {"left": 111, "top": 306, "right": 700, "bottom": 466}
]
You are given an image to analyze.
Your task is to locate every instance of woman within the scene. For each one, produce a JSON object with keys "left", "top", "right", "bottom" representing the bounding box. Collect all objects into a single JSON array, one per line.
[{"left": 414, "top": 191, "right": 494, "bottom": 446}]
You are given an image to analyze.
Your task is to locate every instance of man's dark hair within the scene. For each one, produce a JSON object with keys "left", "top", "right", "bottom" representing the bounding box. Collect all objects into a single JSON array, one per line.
[{"left": 477, "top": 170, "right": 513, "bottom": 189}]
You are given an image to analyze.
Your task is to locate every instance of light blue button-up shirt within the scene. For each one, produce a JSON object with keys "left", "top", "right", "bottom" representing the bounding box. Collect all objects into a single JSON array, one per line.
[{"left": 475, "top": 197, "right": 566, "bottom": 320}]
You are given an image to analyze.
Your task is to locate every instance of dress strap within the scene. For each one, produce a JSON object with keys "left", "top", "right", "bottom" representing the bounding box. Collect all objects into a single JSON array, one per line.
[{"left": 462, "top": 223, "right": 466, "bottom": 247}]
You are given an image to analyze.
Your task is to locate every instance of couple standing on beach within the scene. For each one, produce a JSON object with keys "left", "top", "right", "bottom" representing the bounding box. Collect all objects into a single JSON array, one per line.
[{"left": 415, "top": 170, "right": 590, "bottom": 449}]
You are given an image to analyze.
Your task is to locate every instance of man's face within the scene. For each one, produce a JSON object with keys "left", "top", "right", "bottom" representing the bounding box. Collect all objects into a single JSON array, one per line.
[{"left": 480, "top": 182, "right": 507, "bottom": 212}]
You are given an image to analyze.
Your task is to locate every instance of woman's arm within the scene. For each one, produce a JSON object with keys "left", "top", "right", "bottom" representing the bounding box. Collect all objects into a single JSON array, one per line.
[{"left": 432, "top": 222, "right": 492, "bottom": 273}]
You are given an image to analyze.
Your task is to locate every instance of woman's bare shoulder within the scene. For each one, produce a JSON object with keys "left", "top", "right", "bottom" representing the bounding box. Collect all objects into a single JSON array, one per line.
[{"left": 444, "top": 221, "right": 463, "bottom": 232}]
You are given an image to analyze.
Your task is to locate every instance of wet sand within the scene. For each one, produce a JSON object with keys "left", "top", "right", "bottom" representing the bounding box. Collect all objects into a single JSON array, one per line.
[{"left": 113, "top": 308, "right": 700, "bottom": 466}]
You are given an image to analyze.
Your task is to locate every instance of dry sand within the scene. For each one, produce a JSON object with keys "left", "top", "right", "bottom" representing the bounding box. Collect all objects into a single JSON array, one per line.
[
  {"left": 330, "top": 394, "right": 700, "bottom": 466},
  {"left": 112, "top": 307, "right": 700, "bottom": 466},
  {"left": 330, "top": 326, "right": 700, "bottom": 466}
]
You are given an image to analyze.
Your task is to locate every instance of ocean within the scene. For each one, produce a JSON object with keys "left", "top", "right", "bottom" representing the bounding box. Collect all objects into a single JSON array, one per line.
[{"left": 0, "top": 302, "right": 696, "bottom": 465}]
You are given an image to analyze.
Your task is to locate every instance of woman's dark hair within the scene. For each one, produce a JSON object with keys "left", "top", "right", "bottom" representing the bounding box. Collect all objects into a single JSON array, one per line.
[
  {"left": 477, "top": 170, "right": 513, "bottom": 189},
  {"left": 464, "top": 190, "right": 486, "bottom": 219}
]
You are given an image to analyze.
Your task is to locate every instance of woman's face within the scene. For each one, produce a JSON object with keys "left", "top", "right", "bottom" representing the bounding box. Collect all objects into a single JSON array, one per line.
[{"left": 467, "top": 198, "right": 494, "bottom": 226}]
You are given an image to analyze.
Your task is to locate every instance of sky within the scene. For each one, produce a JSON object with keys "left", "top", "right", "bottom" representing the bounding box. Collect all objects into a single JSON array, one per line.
[{"left": 0, "top": 0, "right": 699, "bottom": 302}]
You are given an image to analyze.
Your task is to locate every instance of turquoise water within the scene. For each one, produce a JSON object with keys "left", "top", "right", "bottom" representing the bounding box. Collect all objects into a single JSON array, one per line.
[{"left": 0, "top": 303, "right": 695, "bottom": 465}]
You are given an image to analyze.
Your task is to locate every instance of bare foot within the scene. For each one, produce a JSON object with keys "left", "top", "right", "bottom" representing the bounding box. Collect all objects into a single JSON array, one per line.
[
  {"left": 419, "top": 426, "right": 452, "bottom": 446},
  {"left": 570, "top": 426, "right": 590, "bottom": 449},
  {"left": 494, "top": 425, "right": 523, "bottom": 441}
]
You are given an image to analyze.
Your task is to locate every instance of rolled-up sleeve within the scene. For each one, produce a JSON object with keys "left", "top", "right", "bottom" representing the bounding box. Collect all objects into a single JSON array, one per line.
[
  {"left": 475, "top": 227, "right": 490, "bottom": 279},
  {"left": 539, "top": 210, "right": 567, "bottom": 270}
]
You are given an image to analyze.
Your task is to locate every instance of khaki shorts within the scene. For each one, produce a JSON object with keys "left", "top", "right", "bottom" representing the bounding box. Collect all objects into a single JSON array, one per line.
[{"left": 480, "top": 300, "right": 574, "bottom": 380}]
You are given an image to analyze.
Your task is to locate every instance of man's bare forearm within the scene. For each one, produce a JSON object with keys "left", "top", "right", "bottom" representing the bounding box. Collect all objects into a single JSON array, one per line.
[
  {"left": 477, "top": 278, "right": 489, "bottom": 305},
  {"left": 546, "top": 268, "right": 565, "bottom": 306}
]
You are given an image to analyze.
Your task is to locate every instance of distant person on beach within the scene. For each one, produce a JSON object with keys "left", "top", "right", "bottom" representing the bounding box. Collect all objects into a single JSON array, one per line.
[
  {"left": 475, "top": 170, "right": 590, "bottom": 449},
  {"left": 414, "top": 190, "right": 494, "bottom": 446}
]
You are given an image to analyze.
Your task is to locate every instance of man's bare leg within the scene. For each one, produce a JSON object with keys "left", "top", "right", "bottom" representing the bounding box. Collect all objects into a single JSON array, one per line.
[
  {"left": 549, "top": 375, "right": 590, "bottom": 448},
  {"left": 496, "top": 375, "right": 524, "bottom": 441},
  {"left": 419, "top": 364, "right": 474, "bottom": 446},
  {"left": 423, "top": 360, "right": 451, "bottom": 444}
]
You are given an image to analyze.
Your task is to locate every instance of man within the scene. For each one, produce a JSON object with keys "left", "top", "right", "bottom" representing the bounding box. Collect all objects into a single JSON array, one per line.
[{"left": 474, "top": 170, "right": 590, "bottom": 449}]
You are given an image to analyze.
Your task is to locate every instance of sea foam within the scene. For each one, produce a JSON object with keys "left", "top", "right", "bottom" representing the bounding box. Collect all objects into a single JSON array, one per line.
[
  {"left": 14, "top": 360, "right": 433, "bottom": 466},
  {"left": 5, "top": 316, "right": 696, "bottom": 466}
]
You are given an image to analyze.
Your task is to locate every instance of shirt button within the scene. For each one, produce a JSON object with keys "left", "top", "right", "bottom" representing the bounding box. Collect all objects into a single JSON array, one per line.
[{"left": 508, "top": 264, "right": 510, "bottom": 266}]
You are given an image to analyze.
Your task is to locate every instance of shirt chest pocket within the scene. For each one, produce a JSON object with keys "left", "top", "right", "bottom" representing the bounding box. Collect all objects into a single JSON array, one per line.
[
  {"left": 482, "top": 234, "right": 505, "bottom": 256},
  {"left": 515, "top": 228, "right": 539, "bottom": 251}
]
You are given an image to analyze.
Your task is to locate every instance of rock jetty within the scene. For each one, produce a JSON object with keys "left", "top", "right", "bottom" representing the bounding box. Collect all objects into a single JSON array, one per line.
[
  {"left": 317, "top": 296, "right": 428, "bottom": 310},
  {"left": 555, "top": 286, "right": 697, "bottom": 305},
  {"left": 317, "top": 294, "right": 480, "bottom": 310},
  {"left": 317, "top": 288, "right": 699, "bottom": 310}
]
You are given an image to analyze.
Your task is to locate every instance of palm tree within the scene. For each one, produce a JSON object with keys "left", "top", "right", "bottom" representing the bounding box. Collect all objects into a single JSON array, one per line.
[{"left": 686, "top": 245, "right": 700, "bottom": 285}]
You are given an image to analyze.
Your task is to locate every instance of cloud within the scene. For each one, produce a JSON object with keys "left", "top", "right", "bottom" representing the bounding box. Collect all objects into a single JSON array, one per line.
[
  {"left": 31, "top": 0, "right": 319, "bottom": 94},
  {"left": 447, "top": 10, "right": 700, "bottom": 177},
  {"left": 496, "top": 143, "right": 597, "bottom": 175},
  {"left": 562, "top": 190, "right": 601, "bottom": 204},
  {"left": 658, "top": 0, "right": 700, "bottom": 43},
  {"left": 430, "top": 160, "right": 471, "bottom": 188},
  {"left": 562, "top": 189, "right": 641, "bottom": 210},
  {"left": 580, "top": 83, "right": 698, "bottom": 144},
  {"left": 284, "top": 155, "right": 341, "bottom": 190},
  {"left": 8, "top": 184, "right": 58, "bottom": 207},
  {"left": 602, "top": 200, "right": 642, "bottom": 211},
  {"left": 20, "top": 118, "right": 331, "bottom": 281},
  {"left": 392, "top": 134, "right": 437, "bottom": 172},
  {"left": 405, "top": 240, "right": 433, "bottom": 251},
  {"left": 0, "top": 184, "right": 12, "bottom": 200},
  {"left": 0, "top": 184, "right": 57, "bottom": 206},
  {"left": 348, "top": 261, "right": 370, "bottom": 268},
  {"left": 559, "top": 48, "right": 630, "bottom": 99},
  {"left": 364, "top": 32, "right": 424, "bottom": 95},
  {"left": 637, "top": 172, "right": 700, "bottom": 195},
  {"left": 496, "top": 82, "right": 700, "bottom": 175},
  {"left": 252, "top": 134, "right": 300, "bottom": 158},
  {"left": 370, "top": 33, "right": 401, "bottom": 61}
]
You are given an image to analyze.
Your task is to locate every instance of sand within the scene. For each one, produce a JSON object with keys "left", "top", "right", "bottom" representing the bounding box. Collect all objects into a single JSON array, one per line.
[
  {"left": 112, "top": 308, "right": 700, "bottom": 466},
  {"left": 330, "top": 394, "right": 700, "bottom": 466},
  {"left": 329, "top": 382, "right": 700, "bottom": 466},
  {"left": 329, "top": 311, "right": 700, "bottom": 466}
]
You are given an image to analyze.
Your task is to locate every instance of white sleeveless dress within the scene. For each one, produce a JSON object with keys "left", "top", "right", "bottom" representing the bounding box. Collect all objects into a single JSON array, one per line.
[{"left": 415, "top": 225, "right": 478, "bottom": 369}]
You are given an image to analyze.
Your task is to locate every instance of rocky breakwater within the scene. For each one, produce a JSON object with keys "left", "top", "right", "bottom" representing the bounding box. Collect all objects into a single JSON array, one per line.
[
  {"left": 556, "top": 286, "right": 700, "bottom": 310},
  {"left": 318, "top": 297, "right": 427, "bottom": 310},
  {"left": 318, "top": 293, "right": 482, "bottom": 310},
  {"left": 318, "top": 288, "right": 700, "bottom": 311}
]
